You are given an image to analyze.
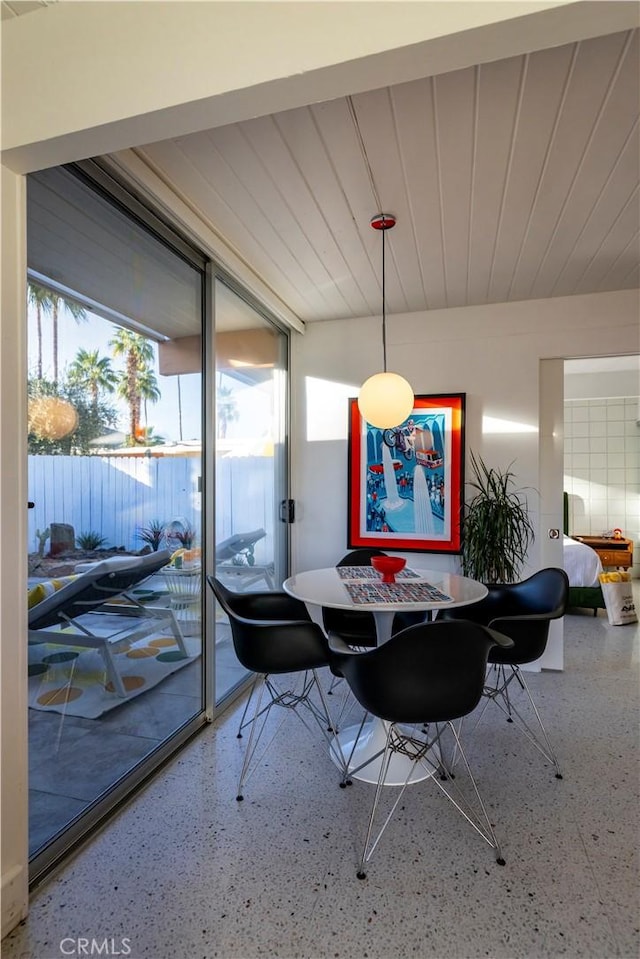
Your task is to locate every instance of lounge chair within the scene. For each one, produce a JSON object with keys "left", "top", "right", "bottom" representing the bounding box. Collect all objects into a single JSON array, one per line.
[
  {"left": 215, "top": 528, "right": 274, "bottom": 590},
  {"left": 28, "top": 550, "right": 186, "bottom": 697}
]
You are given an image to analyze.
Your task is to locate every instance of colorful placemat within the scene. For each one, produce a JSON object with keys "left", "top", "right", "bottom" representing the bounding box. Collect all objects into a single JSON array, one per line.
[
  {"left": 337, "top": 566, "right": 420, "bottom": 581},
  {"left": 343, "top": 581, "right": 452, "bottom": 605}
]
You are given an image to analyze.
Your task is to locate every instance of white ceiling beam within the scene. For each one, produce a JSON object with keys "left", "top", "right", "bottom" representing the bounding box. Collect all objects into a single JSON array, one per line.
[{"left": 3, "top": 1, "right": 638, "bottom": 173}]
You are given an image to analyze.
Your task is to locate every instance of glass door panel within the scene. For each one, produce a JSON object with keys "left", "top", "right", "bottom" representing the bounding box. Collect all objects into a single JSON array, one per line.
[
  {"left": 26, "top": 165, "right": 207, "bottom": 874},
  {"left": 214, "top": 279, "right": 289, "bottom": 703}
]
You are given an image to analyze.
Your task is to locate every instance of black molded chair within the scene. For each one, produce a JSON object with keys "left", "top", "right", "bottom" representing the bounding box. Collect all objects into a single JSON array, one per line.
[
  {"left": 208, "top": 575, "right": 342, "bottom": 799},
  {"left": 440, "top": 568, "right": 569, "bottom": 778},
  {"left": 217, "top": 582, "right": 315, "bottom": 739},
  {"left": 328, "top": 620, "right": 514, "bottom": 878}
]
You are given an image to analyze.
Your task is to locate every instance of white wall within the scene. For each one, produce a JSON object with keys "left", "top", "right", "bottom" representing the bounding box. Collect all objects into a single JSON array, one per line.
[
  {"left": 565, "top": 367, "right": 640, "bottom": 400},
  {"left": 564, "top": 397, "right": 640, "bottom": 575},
  {"left": 291, "top": 289, "right": 640, "bottom": 576}
]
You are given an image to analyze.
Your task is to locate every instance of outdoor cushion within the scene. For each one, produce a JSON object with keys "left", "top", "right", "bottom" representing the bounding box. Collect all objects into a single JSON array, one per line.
[
  {"left": 28, "top": 575, "right": 79, "bottom": 609},
  {"left": 29, "top": 551, "right": 173, "bottom": 630},
  {"left": 28, "top": 549, "right": 185, "bottom": 699}
]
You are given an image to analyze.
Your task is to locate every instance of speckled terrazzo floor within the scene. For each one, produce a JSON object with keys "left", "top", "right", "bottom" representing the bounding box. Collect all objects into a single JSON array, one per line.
[{"left": 4, "top": 600, "right": 639, "bottom": 959}]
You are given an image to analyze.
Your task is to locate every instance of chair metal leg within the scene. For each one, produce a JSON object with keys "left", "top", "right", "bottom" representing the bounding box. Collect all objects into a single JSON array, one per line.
[
  {"left": 357, "top": 726, "right": 407, "bottom": 879},
  {"left": 236, "top": 675, "right": 259, "bottom": 738},
  {"left": 328, "top": 677, "right": 366, "bottom": 743},
  {"left": 334, "top": 712, "right": 375, "bottom": 787},
  {"left": 235, "top": 676, "right": 273, "bottom": 800},
  {"left": 355, "top": 721, "right": 506, "bottom": 878},
  {"left": 235, "top": 669, "right": 347, "bottom": 800},
  {"left": 484, "top": 664, "right": 563, "bottom": 778},
  {"left": 447, "top": 693, "right": 492, "bottom": 772},
  {"left": 299, "top": 669, "right": 336, "bottom": 735},
  {"left": 431, "top": 722, "right": 506, "bottom": 865}
]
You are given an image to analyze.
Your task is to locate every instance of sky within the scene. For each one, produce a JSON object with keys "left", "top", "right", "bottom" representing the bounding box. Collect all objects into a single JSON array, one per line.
[
  {"left": 27, "top": 302, "right": 272, "bottom": 446},
  {"left": 28, "top": 300, "right": 201, "bottom": 443}
]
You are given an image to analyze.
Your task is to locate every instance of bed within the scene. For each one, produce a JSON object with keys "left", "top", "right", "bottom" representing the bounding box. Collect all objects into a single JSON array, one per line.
[{"left": 563, "top": 494, "right": 606, "bottom": 615}]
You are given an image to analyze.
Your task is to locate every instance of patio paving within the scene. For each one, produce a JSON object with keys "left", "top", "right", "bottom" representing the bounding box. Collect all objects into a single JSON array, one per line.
[{"left": 28, "top": 627, "right": 245, "bottom": 856}]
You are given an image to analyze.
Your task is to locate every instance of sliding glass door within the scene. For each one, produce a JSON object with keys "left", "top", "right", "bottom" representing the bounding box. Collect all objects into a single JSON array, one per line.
[
  {"left": 213, "top": 278, "right": 290, "bottom": 704},
  {"left": 26, "top": 163, "right": 208, "bottom": 881}
]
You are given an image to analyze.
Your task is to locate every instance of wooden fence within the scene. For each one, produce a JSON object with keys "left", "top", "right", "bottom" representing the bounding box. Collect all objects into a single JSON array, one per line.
[{"left": 28, "top": 454, "right": 275, "bottom": 562}]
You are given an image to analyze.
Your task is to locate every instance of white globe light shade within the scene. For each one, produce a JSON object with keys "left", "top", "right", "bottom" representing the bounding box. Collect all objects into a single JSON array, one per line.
[{"left": 357, "top": 371, "right": 414, "bottom": 428}]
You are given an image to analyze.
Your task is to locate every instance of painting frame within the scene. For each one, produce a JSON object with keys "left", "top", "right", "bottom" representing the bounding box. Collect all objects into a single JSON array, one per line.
[{"left": 347, "top": 393, "right": 466, "bottom": 553}]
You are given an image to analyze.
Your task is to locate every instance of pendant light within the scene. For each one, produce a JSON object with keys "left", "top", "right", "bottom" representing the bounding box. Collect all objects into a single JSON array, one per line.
[
  {"left": 357, "top": 214, "right": 414, "bottom": 429},
  {"left": 28, "top": 396, "right": 78, "bottom": 440}
]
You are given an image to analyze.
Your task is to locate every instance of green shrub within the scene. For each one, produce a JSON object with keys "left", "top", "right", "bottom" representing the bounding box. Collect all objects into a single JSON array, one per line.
[{"left": 76, "top": 531, "right": 108, "bottom": 550}]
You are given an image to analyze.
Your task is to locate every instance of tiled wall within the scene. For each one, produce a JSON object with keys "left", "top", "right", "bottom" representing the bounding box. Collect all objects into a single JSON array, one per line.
[{"left": 564, "top": 396, "right": 640, "bottom": 578}]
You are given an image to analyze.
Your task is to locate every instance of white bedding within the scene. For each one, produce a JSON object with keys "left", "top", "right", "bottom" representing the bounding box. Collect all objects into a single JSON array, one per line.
[{"left": 562, "top": 535, "right": 603, "bottom": 587}]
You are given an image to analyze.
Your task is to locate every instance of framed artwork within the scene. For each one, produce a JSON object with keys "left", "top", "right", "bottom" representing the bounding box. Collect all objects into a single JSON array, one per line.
[{"left": 347, "top": 393, "right": 466, "bottom": 553}]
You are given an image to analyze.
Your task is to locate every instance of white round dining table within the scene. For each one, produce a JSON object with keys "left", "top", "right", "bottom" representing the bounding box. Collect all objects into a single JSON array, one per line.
[{"left": 283, "top": 566, "right": 488, "bottom": 785}]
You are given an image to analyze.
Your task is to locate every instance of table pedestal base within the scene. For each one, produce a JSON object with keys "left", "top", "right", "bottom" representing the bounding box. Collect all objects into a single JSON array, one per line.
[{"left": 330, "top": 719, "right": 435, "bottom": 785}]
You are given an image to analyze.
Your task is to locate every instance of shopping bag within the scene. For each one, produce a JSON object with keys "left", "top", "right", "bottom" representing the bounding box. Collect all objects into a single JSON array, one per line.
[{"left": 599, "top": 572, "right": 637, "bottom": 626}]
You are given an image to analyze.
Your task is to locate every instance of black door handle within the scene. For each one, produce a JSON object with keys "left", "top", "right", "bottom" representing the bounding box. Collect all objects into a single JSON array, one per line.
[{"left": 279, "top": 499, "right": 295, "bottom": 523}]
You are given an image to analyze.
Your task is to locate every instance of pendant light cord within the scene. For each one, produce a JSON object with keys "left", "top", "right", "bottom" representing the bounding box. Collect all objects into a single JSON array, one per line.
[
  {"left": 381, "top": 223, "right": 387, "bottom": 372},
  {"left": 370, "top": 212, "right": 396, "bottom": 374}
]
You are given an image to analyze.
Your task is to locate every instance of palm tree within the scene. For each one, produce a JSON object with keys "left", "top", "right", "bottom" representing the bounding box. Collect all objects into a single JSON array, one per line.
[
  {"left": 109, "top": 328, "right": 158, "bottom": 443},
  {"left": 137, "top": 365, "right": 161, "bottom": 432},
  {"left": 27, "top": 282, "right": 87, "bottom": 383},
  {"left": 27, "top": 283, "right": 53, "bottom": 379},
  {"left": 50, "top": 294, "right": 87, "bottom": 384},
  {"left": 177, "top": 375, "right": 183, "bottom": 441},
  {"left": 217, "top": 382, "right": 239, "bottom": 439},
  {"left": 67, "top": 349, "right": 118, "bottom": 412}
]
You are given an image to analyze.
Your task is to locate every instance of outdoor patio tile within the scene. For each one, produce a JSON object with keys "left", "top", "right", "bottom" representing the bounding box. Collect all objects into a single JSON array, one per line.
[
  {"left": 29, "top": 789, "right": 89, "bottom": 858},
  {"left": 27, "top": 709, "right": 95, "bottom": 773},
  {"left": 28, "top": 728, "right": 162, "bottom": 802},
  {"left": 96, "top": 690, "right": 202, "bottom": 740}
]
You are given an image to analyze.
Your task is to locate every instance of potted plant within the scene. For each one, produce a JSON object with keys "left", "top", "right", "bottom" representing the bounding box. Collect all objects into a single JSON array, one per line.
[
  {"left": 166, "top": 519, "right": 196, "bottom": 551},
  {"left": 461, "top": 451, "right": 535, "bottom": 584},
  {"left": 137, "top": 520, "right": 166, "bottom": 552}
]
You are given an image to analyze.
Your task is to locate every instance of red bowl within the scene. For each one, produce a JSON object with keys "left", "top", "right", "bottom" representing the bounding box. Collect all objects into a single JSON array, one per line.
[{"left": 371, "top": 555, "right": 406, "bottom": 583}]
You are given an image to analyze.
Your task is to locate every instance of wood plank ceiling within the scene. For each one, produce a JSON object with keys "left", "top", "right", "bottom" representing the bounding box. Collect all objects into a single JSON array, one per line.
[{"left": 134, "top": 28, "right": 639, "bottom": 325}]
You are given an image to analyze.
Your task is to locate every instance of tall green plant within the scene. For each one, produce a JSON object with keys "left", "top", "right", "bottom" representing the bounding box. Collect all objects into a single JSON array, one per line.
[
  {"left": 462, "top": 452, "right": 535, "bottom": 584},
  {"left": 28, "top": 283, "right": 53, "bottom": 380},
  {"left": 27, "top": 282, "right": 87, "bottom": 384},
  {"left": 109, "top": 327, "right": 159, "bottom": 444},
  {"left": 67, "top": 348, "right": 117, "bottom": 412},
  {"left": 50, "top": 292, "right": 87, "bottom": 384}
]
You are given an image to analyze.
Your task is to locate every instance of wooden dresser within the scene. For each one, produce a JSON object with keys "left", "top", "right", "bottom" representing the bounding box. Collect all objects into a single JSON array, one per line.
[{"left": 572, "top": 535, "right": 634, "bottom": 570}]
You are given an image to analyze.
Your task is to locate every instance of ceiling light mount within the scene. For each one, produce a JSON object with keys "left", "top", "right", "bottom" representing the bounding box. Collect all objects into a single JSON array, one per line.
[
  {"left": 370, "top": 213, "right": 396, "bottom": 232},
  {"left": 357, "top": 213, "right": 414, "bottom": 429}
]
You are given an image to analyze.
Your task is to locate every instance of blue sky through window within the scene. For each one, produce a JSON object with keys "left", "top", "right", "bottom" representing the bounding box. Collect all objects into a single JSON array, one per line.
[{"left": 28, "top": 302, "right": 273, "bottom": 446}]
